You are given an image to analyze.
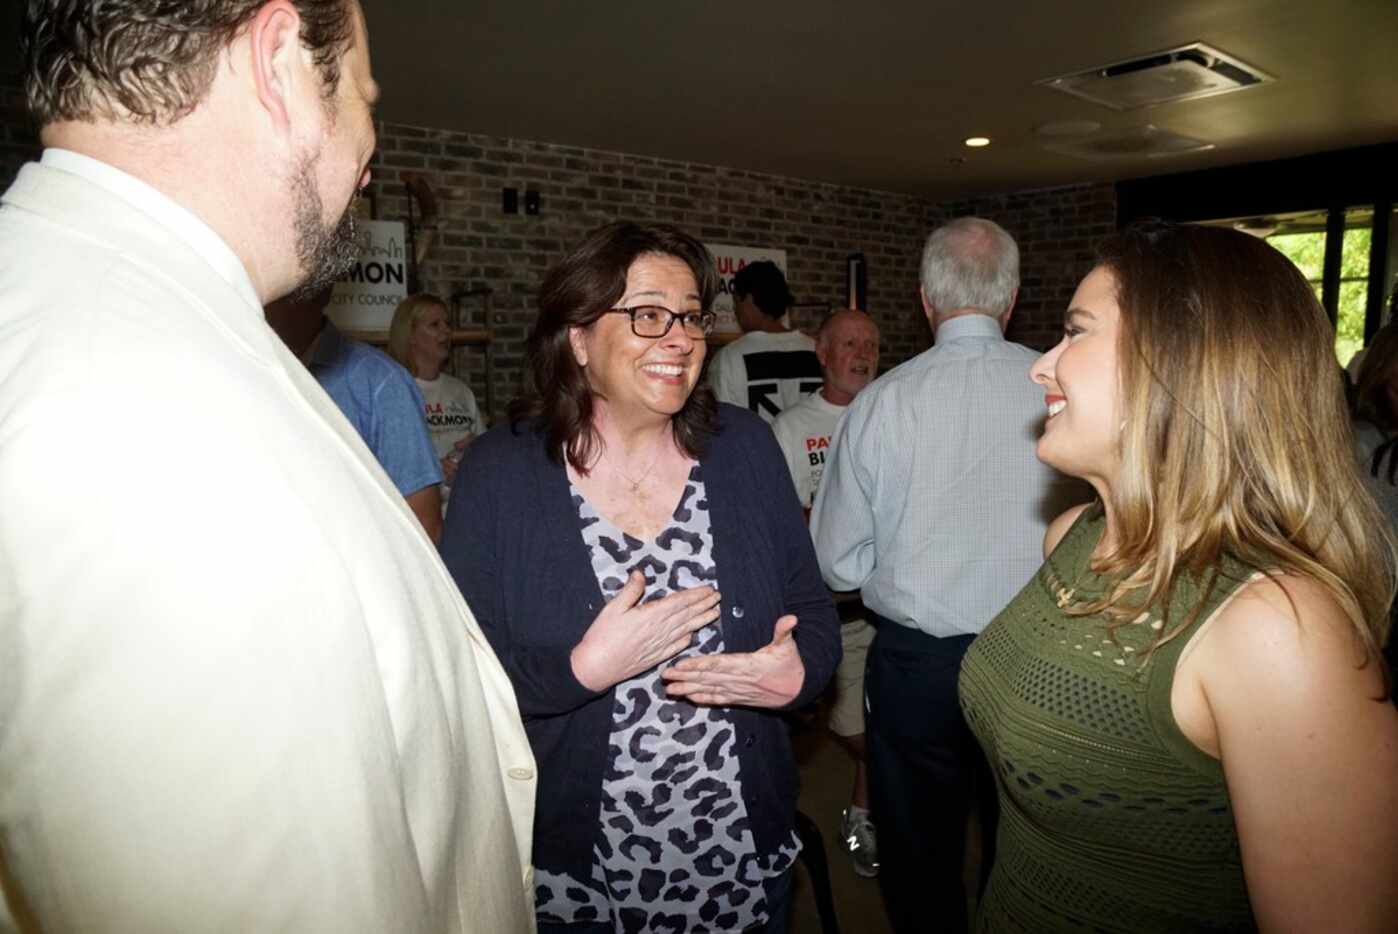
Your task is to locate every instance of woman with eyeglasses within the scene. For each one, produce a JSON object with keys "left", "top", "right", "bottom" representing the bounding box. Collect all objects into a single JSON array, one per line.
[{"left": 439, "top": 221, "right": 839, "bottom": 933}]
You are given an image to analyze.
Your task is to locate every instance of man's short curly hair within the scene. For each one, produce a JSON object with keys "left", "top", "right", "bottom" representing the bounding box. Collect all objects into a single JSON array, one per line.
[{"left": 22, "top": 0, "right": 356, "bottom": 127}]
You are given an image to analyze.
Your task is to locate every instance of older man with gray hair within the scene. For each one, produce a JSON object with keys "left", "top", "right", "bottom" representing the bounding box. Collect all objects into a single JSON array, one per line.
[{"left": 811, "top": 217, "right": 1078, "bottom": 932}]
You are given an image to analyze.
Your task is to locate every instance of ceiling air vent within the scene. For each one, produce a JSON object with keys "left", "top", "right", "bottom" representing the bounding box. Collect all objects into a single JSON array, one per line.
[{"left": 1037, "top": 42, "right": 1272, "bottom": 111}]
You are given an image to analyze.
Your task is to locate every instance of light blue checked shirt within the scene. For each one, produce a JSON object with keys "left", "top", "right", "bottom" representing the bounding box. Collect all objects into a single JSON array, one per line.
[{"left": 810, "top": 313, "right": 1087, "bottom": 638}]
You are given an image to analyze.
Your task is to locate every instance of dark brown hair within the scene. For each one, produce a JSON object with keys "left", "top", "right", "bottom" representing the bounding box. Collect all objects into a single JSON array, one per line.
[
  {"left": 731, "top": 260, "right": 793, "bottom": 319},
  {"left": 22, "top": 0, "right": 356, "bottom": 126},
  {"left": 511, "top": 221, "right": 720, "bottom": 471},
  {"left": 1354, "top": 318, "right": 1398, "bottom": 429}
]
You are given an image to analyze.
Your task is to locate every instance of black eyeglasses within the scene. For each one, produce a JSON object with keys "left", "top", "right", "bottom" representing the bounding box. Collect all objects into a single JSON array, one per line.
[{"left": 607, "top": 306, "right": 717, "bottom": 339}]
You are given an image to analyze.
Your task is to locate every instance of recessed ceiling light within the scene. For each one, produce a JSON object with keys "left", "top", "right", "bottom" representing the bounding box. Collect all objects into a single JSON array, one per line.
[{"left": 964, "top": 137, "right": 991, "bottom": 148}]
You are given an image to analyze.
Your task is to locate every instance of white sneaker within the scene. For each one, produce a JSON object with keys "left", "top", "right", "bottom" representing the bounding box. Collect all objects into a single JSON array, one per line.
[{"left": 841, "top": 806, "right": 879, "bottom": 878}]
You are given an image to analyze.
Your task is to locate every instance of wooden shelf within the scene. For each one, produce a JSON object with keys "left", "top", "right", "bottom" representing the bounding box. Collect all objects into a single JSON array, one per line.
[{"left": 343, "top": 328, "right": 492, "bottom": 347}]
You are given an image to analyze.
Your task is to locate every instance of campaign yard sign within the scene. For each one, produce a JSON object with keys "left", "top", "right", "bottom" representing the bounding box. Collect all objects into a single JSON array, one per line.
[
  {"left": 705, "top": 244, "right": 788, "bottom": 336},
  {"left": 326, "top": 219, "right": 408, "bottom": 332}
]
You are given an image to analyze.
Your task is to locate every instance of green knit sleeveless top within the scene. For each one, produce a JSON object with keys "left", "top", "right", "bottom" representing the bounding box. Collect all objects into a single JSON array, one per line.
[{"left": 959, "top": 506, "right": 1259, "bottom": 933}]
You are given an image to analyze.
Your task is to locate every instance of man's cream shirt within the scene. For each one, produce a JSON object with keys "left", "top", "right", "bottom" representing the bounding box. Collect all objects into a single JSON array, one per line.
[{"left": 0, "top": 151, "right": 536, "bottom": 933}]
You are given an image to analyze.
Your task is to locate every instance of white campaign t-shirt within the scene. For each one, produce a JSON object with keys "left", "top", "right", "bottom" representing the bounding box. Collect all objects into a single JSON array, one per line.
[
  {"left": 771, "top": 389, "right": 846, "bottom": 508},
  {"left": 417, "top": 373, "right": 482, "bottom": 511},
  {"left": 708, "top": 329, "right": 821, "bottom": 423},
  {"left": 416, "top": 373, "right": 483, "bottom": 460}
]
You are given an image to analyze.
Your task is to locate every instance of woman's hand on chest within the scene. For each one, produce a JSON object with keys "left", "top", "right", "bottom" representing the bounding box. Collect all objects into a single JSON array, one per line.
[{"left": 660, "top": 614, "right": 805, "bottom": 708}]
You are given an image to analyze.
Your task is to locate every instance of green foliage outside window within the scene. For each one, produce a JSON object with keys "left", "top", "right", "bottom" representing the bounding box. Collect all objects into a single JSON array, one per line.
[{"left": 1267, "top": 228, "right": 1371, "bottom": 367}]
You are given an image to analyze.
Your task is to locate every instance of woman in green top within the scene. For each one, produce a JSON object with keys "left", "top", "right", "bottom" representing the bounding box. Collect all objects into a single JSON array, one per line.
[{"left": 959, "top": 222, "right": 1398, "bottom": 933}]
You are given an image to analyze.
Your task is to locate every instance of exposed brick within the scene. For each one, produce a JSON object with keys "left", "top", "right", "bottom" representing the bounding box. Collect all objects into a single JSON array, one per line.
[{"left": 0, "top": 73, "right": 1113, "bottom": 418}]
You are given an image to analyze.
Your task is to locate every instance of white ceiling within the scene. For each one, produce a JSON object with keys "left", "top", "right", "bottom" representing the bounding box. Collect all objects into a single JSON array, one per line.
[{"left": 360, "top": 0, "right": 1398, "bottom": 198}]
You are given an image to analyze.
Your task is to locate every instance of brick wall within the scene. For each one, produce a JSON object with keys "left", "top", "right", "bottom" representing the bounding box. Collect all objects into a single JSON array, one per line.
[
  {"left": 0, "top": 71, "right": 1115, "bottom": 416},
  {"left": 366, "top": 122, "right": 943, "bottom": 414}
]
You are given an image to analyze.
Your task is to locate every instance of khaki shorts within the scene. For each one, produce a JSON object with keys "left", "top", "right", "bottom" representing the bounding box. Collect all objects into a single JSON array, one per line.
[{"left": 827, "top": 618, "right": 874, "bottom": 737}]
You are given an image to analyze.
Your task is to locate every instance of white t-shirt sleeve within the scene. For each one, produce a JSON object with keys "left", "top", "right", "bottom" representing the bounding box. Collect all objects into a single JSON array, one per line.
[{"left": 708, "top": 345, "right": 745, "bottom": 409}]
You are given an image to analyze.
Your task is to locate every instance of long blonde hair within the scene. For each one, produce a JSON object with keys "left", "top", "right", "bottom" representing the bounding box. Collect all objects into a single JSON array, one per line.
[
  {"left": 1081, "top": 222, "right": 1393, "bottom": 675},
  {"left": 386, "top": 293, "right": 448, "bottom": 377}
]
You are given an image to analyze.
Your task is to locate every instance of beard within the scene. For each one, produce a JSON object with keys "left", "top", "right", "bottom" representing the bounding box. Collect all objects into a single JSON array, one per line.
[{"left": 287, "top": 151, "right": 365, "bottom": 302}]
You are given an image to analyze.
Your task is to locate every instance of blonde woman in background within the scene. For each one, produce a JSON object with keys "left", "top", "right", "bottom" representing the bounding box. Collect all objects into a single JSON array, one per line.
[
  {"left": 388, "top": 293, "right": 483, "bottom": 508},
  {"left": 959, "top": 221, "right": 1398, "bottom": 933}
]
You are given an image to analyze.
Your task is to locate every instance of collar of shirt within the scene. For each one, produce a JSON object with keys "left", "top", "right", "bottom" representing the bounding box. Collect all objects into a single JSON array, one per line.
[
  {"left": 40, "top": 148, "right": 262, "bottom": 315},
  {"left": 934, "top": 313, "right": 1004, "bottom": 344}
]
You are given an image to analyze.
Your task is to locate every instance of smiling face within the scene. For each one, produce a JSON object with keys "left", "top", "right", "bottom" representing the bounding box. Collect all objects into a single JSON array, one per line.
[
  {"left": 1030, "top": 265, "right": 1123, "bottom": 489},
  {"left": 568, "top": 252, "right": 706, "bottom": 427},
  {"left": 410, "top": 302, "right": 451, "bottom": 369},
  {"left": 817, "top": 311, "right": 880, "bottom": 405}
]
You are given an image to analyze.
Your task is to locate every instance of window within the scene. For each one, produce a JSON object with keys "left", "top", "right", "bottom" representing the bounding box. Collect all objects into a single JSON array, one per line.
[{"left": 1203, "top": 205, "right": 1396, "bottom": 369}]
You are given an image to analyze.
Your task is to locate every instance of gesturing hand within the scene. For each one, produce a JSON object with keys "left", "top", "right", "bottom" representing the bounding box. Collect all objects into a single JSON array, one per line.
[
  {"left": 660, "top": 615, "right": 805, "bottom": 708},
  {"left": 441, "top": 454, "right": 460, "bottom": 486},
  {"left": 441, "top": 437, "right": 474, "bottom": 486},
  {"left": 570, "top": 571, "right": 721, "bottom": 692}
]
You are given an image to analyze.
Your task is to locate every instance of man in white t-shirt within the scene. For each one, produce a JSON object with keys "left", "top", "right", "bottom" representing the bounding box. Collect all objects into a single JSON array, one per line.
[
  {"left": 707, "top": 261, "right": 821, "bottom": 422},
  {"left": 771, "top": 308, "right": 882, "bottom": 877}
]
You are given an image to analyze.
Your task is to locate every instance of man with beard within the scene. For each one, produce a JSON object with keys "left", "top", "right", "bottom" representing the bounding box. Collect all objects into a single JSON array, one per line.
[{"left": 0, "top": 3, "right": 535, "bottom": 932}]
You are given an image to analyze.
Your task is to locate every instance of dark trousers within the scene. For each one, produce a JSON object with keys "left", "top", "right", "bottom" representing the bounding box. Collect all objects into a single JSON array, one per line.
[
  {"left": 865, "top": 619, "right": 999, "bottom": 934},
  {"left": 537, "top": 866, "right": 793, "bottom": 934}
]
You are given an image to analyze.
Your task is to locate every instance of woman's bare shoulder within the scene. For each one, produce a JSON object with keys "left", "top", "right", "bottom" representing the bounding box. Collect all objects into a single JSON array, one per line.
[{"left": 1202, "top": 571, "right": 1389, "bottom": 709}]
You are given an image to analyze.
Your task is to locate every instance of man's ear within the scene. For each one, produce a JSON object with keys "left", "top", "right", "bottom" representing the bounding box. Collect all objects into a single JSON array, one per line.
[
  {"left": 998, "top": 286, "right": 1019, "bottom": 332},
  {"left": 814, "top": 337, "right": 830, "bottom": 370},
  {"left": 246, "top": 1, "right": 305, "bottom": 135},
  {"left": 918, "top": 287, "right": 934, "bottom": 321}
]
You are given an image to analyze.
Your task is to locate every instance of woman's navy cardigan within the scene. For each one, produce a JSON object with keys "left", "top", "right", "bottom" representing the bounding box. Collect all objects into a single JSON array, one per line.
[{"left": 440, "top": 403, "right": 841, "bottom": 883}]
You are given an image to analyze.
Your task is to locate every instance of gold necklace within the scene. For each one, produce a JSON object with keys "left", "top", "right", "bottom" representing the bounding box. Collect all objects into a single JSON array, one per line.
[{"left": 611, "top": 438, "right": 665, "bottom": 493}]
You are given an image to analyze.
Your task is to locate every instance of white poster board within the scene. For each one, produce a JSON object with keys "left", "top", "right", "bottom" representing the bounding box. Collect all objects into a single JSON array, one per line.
[
  {"left": 705, "top": 243, "right": 789, "bottom": 336},
  {"left": 325, "top": 219, "right": 408, "bottom": 332}
]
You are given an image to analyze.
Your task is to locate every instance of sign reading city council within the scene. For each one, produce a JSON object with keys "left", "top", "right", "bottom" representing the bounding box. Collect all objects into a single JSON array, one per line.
[
  {"left": 326, "top": 219, "right": 408, "bottom": 332},
  {"left": 705, "top": 243, "right": 788, "bottom": 336}
]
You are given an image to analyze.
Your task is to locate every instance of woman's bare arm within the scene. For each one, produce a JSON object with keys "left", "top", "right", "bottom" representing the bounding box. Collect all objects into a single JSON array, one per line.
[{"left": 1193, "top": 574, "right": 1398, "bottom": 933}]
